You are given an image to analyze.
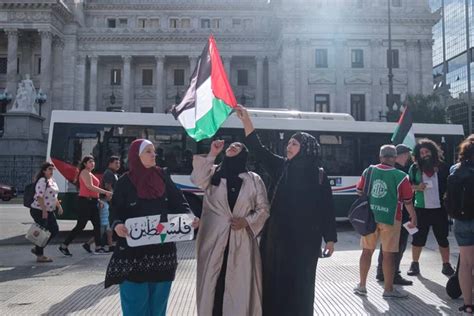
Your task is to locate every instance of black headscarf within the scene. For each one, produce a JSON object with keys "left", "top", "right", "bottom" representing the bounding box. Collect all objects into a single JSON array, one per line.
[
  {"left": 290, "top": 132, "right": 320, "bottom": 159},
  {"left": 210, "top": 143, "right": 249, "bottom": 186}
]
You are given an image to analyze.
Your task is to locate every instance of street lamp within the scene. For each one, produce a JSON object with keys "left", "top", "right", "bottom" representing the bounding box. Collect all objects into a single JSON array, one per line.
[
  {"left": 387, "top": 0, "right": 394, "bottom": 121},
  {"left": 109, "top": 92, "right": 116, "bottom": 106},
  {"left": 175, "top": 89, "right": 181, "bottom": 105},
  {"left": 240, "top": 92, "right": 246, "bottom": 106},
  {"left": 36, "top": 89, "right": 47, "bottom": 117}
]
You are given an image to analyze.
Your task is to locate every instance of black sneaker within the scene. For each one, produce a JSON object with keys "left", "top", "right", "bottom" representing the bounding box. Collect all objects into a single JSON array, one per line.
[
  {"left": 442, "top": 263, "right": 455, "bottom": 276},
  {"left": 376, "top": 274, "right": 384, "bottom": 282},
  {"left": 106, "top": 246, "right": 115, "bottom": 253},
  {"left": 393, "top": 275, "right": 413, "bottom": 286},
  {"left": 407, "top": 262, "right": 420, "bottom": 276},
  {"left": 58, "top": 246, "right": 72, "bottom": 257},
  {"left": 93, "top": 248, "right": 108, "bottom": 255},
  {"left": 82, "top": 243, "right": 92, "bottom": 253}
]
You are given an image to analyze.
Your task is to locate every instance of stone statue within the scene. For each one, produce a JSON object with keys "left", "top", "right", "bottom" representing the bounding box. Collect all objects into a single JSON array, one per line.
[{"left": 10, "top": 74, "right": 38, "bottom": 114}]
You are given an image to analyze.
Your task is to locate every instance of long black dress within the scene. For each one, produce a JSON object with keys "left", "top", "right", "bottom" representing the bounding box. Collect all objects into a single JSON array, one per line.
[{"left": 245, "top": 131, "right": 337, "bottom": 316}]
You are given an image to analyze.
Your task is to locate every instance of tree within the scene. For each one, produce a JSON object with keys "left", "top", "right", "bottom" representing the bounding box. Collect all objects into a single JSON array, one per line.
[{"left": 387, "top": 94, "right": 447, "bottom": 124}]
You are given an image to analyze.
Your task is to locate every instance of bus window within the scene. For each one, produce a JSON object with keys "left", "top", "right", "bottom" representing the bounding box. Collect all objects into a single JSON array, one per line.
[{"left": 319, "top": 134, "right": 357, "bottom": 176}]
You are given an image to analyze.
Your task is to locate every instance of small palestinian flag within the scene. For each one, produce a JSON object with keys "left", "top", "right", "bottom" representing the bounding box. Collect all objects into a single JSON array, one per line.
[
  {"left": 391, "top": 104, "right": 416, "bottom": 149},
  {"left": 170, "top": 35, "right": 237, "bottom": 141}
]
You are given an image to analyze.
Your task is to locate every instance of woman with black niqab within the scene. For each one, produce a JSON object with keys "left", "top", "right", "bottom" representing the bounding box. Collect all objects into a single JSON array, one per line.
[{"left": 237, "top": 106, "right": 338, "bottom": 316}]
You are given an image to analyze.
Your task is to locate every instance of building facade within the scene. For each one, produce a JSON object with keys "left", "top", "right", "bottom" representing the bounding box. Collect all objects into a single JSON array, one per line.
[
  {"left": 0, "top": 0, "right": 436, "bottom": 129},
  {"left": 431, "top": 0, "right": 474, "bottom": 134}
]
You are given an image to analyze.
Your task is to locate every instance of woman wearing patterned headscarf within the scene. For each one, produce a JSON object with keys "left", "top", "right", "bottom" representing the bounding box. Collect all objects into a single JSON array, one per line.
[
  {"left": 236, "top": 106, "right": 337, "bottom": 316},
  {"left": 104, "top": 139, "right": 194, "bottom": 316},
  {"left": 191, "top": 140, "right": 269, "bottom": 316}
]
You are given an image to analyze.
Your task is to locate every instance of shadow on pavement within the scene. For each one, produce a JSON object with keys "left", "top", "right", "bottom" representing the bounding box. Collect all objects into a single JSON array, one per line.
[
  {"left": 0, "top": 265, "right": 61, "bottom": 283},
  {"left": 42, "top": 282, "right": 117, "bottom": 315},
  {"left": 0, "top": 230, "right": 95, "bottom": 246}
]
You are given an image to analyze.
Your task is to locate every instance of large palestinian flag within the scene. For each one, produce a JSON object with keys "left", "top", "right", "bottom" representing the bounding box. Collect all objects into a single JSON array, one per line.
[
  {"left": 391, "top": 105, "right": 416, "bottom": 149},
  {"left": 170, "top": 35, "right": 237, "bottom": 141}
]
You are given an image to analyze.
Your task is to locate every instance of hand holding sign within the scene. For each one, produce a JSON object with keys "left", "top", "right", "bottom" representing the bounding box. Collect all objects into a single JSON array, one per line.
[{"left": 125, "top": 214, "right": 194, "bottom": 247}]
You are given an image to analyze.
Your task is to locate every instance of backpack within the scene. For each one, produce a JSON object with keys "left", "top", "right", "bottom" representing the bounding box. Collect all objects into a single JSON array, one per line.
[
  {"left": 445, "top": 164, "right": 474, "bottom": 220},
  {"left": 23, "top": 178, "right": 48, "bottom": 208},
  {"left": 446, "top": 255, "right": 462, "bottom": 299},
  {"left": 348, "top": 167, "right": 376, "bottom": 236}
]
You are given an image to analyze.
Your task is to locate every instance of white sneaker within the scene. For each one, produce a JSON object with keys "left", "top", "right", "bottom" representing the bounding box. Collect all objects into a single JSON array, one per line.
[
  {"left": 354, "top": 284, "right": 367, "bottom": 296},
  {"left": 383, "top": 288, "right": 408, "bottom": 299}
]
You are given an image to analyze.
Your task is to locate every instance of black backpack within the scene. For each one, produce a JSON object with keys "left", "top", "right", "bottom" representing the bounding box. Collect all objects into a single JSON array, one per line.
[
  {"left": 445, "top": 164, "right": 474, "bottom": 220},
  {"left": 23, "top": 178, "right": 48, "bottom": 208},
  {"left": 348, "top": 166, "right": 376, "bottom": 236}
]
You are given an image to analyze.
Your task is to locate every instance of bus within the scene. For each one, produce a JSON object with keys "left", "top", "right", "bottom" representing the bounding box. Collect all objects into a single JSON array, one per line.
[{"left": 47, "top": 109, "right": 465, "bottom": 219}]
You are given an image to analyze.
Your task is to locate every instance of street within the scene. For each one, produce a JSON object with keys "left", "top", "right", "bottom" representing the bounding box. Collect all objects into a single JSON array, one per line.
[{"left": 0, "top": 202, "right": 469, "bottom": 315}]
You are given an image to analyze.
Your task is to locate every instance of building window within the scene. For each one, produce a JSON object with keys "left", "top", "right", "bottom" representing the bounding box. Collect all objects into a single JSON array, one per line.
[
  {"left": 138, "top": 18, "right": 147, "bottom": 28},
  {"left": 314, "top": 94, "right": 330, "bottom": 112},
  {"left": 237, "top": 70, "right": 248, "bottom": 86},
  {"left": 0, "top": 58, "right": 6, "bottom": 74},
  {"left": 232, "top": 19, "right": 242, "bottom": 27},
  {"left": 174, "top": 69, "right": 185, "bottom": 86},
  {"left": 201, "top": 19, "right": 211, "bottom": 28},
  {"left": 315, "top": 49, "right": 328, "bottom": 68},
  {"left": 350, "top": 94, "right": 366, "bottom": 121},
  {"left": 107, "top": 18, "right": 116, "bottom": 28},
  {"left": 212, "top": 19, "right": 221, "bottom": 28},
  {"left": 37, "top": 57, "right": 41, "bottom": 75},
  {"left": 170, "top": 18, "right": 179, "bottom": 28},
  {"left": 118, "top": 18, "right": 128, "bottom": 27},
  {"left": 142, "top": 69, "right": 153, "bottom": 86},
  {"left": 181, "top": 18, "right": 191, "bottom": 28},
  {"left": 351, "top": 49, "right": 364, "bottom": 68},
  {"left": 141, "top": 107, "right": 154, "bottom": 113},
  {"left": 386, "top": 94, "right": 401, "bottom": 109},
  {"left": 387, "top": 49, "right": 399, "bottom": 68},
  {"left": 111, "top": 69, "right": 121, "bottom": 85},
  {"left": 391, "top": 0, "right": 401, "bottom": 7}
]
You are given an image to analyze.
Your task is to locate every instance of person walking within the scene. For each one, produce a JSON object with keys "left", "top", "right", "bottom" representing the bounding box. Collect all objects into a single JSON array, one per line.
[
  {"left": 354, "top": 145, "right": 417, "bottom": 299},
  {"left": 82, "top": 156, "right": 120, "bottom": 253},
  {"left": 236, "top": 105, "right": 337, "bottom": 316},
  {"left": 104, "top": 139, "right": 194, "bottom": 316},
  {"left": 29, "top": 162, "right": 63, "bottom": 262},
  {"left": 407, "top": 139, "right": 455, "bottom": 276},
  {"left": 375, "top": 144, "right": 414, "bottom": 286},
  {"left": 446, "top": 136, "right": 474, "bottom": 314},
  {"left": 59, "top": 155, "right": 112, "bottom": 256},
  {"left": 191, "top": 140, "right": 269, "bottom": 316}
]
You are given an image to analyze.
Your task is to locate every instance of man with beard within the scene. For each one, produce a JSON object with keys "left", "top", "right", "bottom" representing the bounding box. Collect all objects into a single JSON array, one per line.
[{"left": 407, "top": 139, "right": 455, "bottom": 276}]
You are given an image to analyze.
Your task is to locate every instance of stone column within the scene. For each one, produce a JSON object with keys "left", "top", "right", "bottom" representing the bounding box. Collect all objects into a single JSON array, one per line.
[
  {"left": 222, "top": 55, "right": 231, "bottom": 78},
  {"left": 299, "top": 41, "right": 310, "bottom": 111},
  {"left": 335, "top": 39, "right": 345, "bottom": 113},
  {"left": 122, "top": 55, "right": 131, "bottom": 111},
  {"left": 75, "top": 55, "right": 86, "bottom": 111},
  {"left": 39, "top": 30, "right": 53, "bottom": 126},
  {"left": 256, "top": 55, "right": 265, "bottom": 108},
  {"left": 51, "top": 37, "right": 64, "bottom": 112},
  {"left": 268, "top": 56, "right": 280, "bottom": 108},
  {"left": 420, "top": 39, "right": 433, "bottom": 95},
  {"left": 406, "top": 40, "right": 418, "bottom": 95},
  {"left": 6, "top": 29, "right": 18, "bottom": 98},
  {"left": 155, "top": 55, "right": 165, "bottom": 113},
  {"left": 281, "top": 39, "right": 297, "bottom": 108},
  {"left": 89, "top": 55, "right": 98, "bottom": 111}
]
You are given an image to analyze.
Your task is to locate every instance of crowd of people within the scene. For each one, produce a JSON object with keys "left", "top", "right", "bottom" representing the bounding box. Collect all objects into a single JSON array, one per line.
[{"left": 25, "top": 104, "right": 474, "bottom": 315}]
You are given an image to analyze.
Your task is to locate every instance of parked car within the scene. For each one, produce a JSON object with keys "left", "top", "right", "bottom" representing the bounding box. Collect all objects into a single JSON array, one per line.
[{"left": 0, "top": 183, "right": 17, "bottom": 201}]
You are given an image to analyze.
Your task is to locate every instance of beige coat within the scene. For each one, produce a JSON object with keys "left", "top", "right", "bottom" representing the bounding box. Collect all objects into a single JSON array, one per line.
[{"left": 191, "top": 155, "right": 270, "bottom": 316}]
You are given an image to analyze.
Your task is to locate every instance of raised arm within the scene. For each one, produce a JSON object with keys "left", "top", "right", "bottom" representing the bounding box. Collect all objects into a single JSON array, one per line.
[
  {"left": 190, "top": 140, "right": 223, "bottom": 190},
  {"left": 235, "top": 105, "right": 285, "bottom": 179}
]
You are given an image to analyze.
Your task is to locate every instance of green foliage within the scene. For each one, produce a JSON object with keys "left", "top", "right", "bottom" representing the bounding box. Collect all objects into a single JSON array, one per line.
[{"left": 387, "top": 94, "right": 447, "bottom": 123}]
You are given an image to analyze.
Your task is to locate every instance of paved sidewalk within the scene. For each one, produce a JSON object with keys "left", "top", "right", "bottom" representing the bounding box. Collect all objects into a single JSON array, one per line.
[{"left": 0, "top": 204, "right": 471, "bottom": 315}]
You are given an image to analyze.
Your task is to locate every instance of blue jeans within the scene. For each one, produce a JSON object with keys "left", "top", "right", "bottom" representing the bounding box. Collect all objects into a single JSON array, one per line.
[
  {"left": 119, "top": 280, "right": 171, "bottom": 316},
  {"left": 454, "top": 218, "right": 474, "bottom": 246}
]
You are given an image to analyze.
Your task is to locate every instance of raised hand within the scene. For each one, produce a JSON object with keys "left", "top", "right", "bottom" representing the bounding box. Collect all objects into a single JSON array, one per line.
[{"left": 209, "top": 140, "right": 225, "bottom": 157}]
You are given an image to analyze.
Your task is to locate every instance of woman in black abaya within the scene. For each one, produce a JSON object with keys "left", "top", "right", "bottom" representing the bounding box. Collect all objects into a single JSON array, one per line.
[{"left": 237, "top": 106, "right": 337, "bottom": 316}]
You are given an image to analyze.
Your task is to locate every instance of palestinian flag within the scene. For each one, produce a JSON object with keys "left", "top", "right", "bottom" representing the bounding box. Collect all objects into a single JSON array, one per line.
[
  {"left": 391, "top": 105, "right": 416, "bottom": 149},
  {"left": 170, "top": 35, "right": 237, "bottom": 141}
]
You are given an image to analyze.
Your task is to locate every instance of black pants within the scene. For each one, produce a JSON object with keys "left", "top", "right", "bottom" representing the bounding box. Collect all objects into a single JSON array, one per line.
[
  {"left": 30, "top": 208, "right": 59, "bottom": 256},
  {"left": 377, "top": 223, "right": 409, "bottom": 276},
  {"left": 412, "top": 207, "right": 449, "bottom": 248},
  {"left": 63, "top": 197, "right": 102, "bottom": 247}
]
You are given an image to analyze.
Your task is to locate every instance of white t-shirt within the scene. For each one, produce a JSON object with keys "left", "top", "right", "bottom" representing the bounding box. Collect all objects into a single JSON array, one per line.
[
  {"left": 421, "top": 172, "right": 441, "bottom": 209},
  {"left": 31, "top": 177, "right": 59, "bottom": 212}
]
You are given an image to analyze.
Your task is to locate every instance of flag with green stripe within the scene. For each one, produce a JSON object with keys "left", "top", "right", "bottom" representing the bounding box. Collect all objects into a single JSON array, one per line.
[
  {"left": 170, "top": 35, "right": 237, "bottom": 141},
  {"left": 391, "top": 105, "right": 416, "bottom": 149}
]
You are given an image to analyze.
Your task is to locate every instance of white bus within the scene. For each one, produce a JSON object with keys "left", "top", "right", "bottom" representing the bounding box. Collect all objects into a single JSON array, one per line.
[{"left": 47, "top": 110, "right": 464, "bottom": 218}]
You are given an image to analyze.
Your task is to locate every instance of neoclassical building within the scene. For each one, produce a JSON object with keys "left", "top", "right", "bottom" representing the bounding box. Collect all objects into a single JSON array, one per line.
[{"left": 0, "top": 0, "right": 436, "bottom": 130}]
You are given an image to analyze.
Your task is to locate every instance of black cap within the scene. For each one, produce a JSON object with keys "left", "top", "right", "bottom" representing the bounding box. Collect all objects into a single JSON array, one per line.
[{"left": 396, "top": 144, "right": 412, "bottom": 155}]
